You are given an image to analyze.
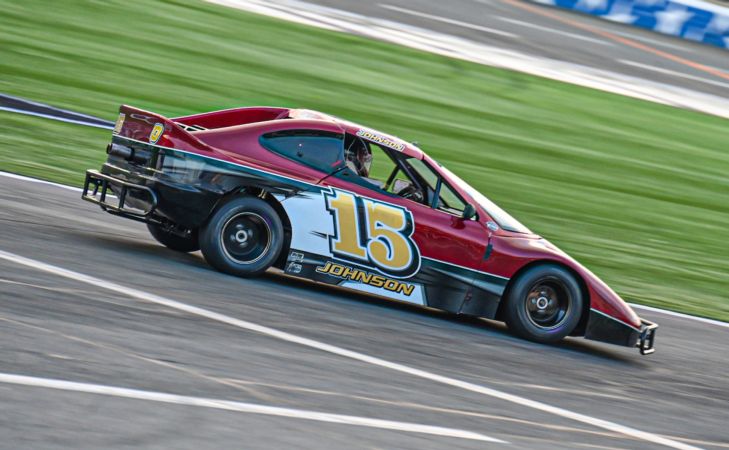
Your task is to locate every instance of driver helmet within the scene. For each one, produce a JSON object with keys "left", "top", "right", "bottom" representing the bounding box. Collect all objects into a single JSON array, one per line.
[{"left": 344, "top": 140, "right": 372, "bottom": 178}]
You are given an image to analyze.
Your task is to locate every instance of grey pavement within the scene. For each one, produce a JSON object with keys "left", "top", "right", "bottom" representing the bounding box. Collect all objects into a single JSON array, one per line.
[
  {"left": 0, "top": 174, "right": 727, "bottom": 449},
  {"left": 305, "top": 0, "right": 729, "bottom": 100}
]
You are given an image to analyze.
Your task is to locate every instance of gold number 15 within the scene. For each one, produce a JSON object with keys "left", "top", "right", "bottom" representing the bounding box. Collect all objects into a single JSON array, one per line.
[{"left": 325, "top": 190, "right": 419, "bottom": 275}]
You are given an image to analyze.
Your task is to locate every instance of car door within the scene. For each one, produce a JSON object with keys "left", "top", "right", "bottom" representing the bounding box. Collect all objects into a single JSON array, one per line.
[
  {"left": 390, "top": 158, "right": 494, "bottom": 314},
  {"left": 313, "top": 138, "right": 492, "bottom": 313}
]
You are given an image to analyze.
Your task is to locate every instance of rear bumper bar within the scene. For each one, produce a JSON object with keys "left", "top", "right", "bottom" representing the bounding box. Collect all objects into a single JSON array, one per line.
[
  {"left": 637, "top": 319, "right": 658, "bottom": 355},
  {"left": 82, "top": 169, "right": 158, "bottom": 222}
]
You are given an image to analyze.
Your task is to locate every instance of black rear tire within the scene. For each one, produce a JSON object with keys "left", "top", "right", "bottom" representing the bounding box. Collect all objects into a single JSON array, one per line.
[
  {"left": 199, "top": 196, "right": 284, "bottom": 277},
  {"left": 147, "top": 223, "right": 199, "bottom": 253},
  {"left": 503, "top": 264, "right": 584, "bottom": 343}
]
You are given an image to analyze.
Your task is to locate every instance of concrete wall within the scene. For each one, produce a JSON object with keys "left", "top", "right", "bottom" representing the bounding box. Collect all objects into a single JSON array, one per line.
[{"left": 537, "top": 0, "right": 729, "bottom": 49}]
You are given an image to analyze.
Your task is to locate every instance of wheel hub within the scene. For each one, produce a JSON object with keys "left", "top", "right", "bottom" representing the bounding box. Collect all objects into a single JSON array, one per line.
[
  {"left": 234, "top": 228, "right": 250, "bottom": 244},
  {"left": 220, "top": 212, "right": 271, "bottom": 264},
  {"left": 525, "top": 281, "right": 570, "bottom": 330}
]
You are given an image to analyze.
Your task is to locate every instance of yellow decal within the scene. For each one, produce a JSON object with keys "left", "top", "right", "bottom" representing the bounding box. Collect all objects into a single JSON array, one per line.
[
  {"left": 324, "top": 189, "right": 420, "bottom": 278},
  {"left": 316, "top": 262, "right": 415, "bottom": 296},
  {"left": 327, "top": 190, "right": 367, "bottom": 260},
  {"left": 113, "top": 113, "right": 125, "bottom": 135},
  {"left": 364, "top": 201, "right": 412, "bottom": 271},
  {"left": 149, "top": 122, "right": 165, "bottom": 144},
  {"left": 356, "top": 129, "right": 405, "bottom": 152}
]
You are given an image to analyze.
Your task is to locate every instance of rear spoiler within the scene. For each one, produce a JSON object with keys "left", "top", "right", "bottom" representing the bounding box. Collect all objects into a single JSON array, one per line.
[
  {"left": 173, "top": 106, "right": 290, "bottom": 130},
  {"left": 113, "top": 105, "right": 213, "bottom": 154}
]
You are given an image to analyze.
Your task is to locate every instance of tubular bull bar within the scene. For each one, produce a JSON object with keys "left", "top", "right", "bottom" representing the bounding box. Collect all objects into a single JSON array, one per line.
[
  {"left": 82, "top": 170, "right": 158, "bottom": 223},
  {"left": 637, "top": 319, "right": 658, "bottom": 355}
]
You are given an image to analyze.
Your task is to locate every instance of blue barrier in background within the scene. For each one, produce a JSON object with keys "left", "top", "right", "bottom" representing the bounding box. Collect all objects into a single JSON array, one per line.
[{"left": 541, "top": 0, "right": 729, "bottom": 50}]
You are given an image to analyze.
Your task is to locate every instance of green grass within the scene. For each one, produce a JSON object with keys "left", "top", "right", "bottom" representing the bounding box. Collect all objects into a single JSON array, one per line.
[
  {"left": 0, "top": 113, "right": 109, "bottom": 185},
  {"left": 1, "top": 0, "right": 728, "bottom": 321}
]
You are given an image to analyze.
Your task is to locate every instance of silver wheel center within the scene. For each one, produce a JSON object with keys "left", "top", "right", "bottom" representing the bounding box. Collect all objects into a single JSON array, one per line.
[
  {"left": 221, "top": 212, "right": 272, "bottom": 265},
  {"left": 526, "top": 281, "right": 570, "bottom": 330},
  {"left": 235, "top": 230, "right": 249, "bottom": 243}
]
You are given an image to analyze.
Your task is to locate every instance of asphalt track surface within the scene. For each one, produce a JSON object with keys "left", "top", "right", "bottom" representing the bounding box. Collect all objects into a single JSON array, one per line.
[
  {"left": 304, "top": 0, "right": 729, "bottom": 99},
  {"left": 2, "top": 2, "right": 729, "bottom": 447},
  {"left": 1, "top": 173, "right": 728, "bottom": 449}
]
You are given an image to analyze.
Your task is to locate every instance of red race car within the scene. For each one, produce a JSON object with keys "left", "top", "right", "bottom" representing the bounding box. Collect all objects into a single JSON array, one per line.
[{"left": 83, "top": 105, "right": 657, "bottom": 354}]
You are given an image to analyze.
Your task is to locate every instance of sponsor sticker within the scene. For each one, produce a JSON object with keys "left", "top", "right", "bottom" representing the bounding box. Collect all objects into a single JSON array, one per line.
[
  {"left": 149, "top": 122, "right": 165, "bottom": 144},
  {"left": 286, "top": 262, "right": 303, "bottom": 274},
  {"left": 113, "top": 113, "right": 125, "bottom": 135},
  {"left": 316, "top": 261, "right": 415, "bottom": 296},
  {"left": 288, "top": 251, "right": 305, "bottom": 262},
  {"left": 356, "top": 129, "right": 405, "bottom": 152}
]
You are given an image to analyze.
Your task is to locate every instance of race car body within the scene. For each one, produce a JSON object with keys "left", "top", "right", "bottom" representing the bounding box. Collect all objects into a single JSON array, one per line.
[{"left": 82, "top": 105, "right": 657, "bottom": 354}]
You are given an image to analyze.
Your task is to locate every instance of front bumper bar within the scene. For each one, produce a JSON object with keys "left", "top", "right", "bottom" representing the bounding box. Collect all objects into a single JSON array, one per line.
[
  {"left": 82, "top": 170, "right": 158, "bottom": 223},
  {"left": 637, "top": 319, "right": 658, "bottom": 355},
  {"left": 584, "top": 309, "right": 658, "bottom": 355}
]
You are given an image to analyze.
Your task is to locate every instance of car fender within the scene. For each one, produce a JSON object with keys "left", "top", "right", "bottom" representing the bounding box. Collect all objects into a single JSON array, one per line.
[{"left": 488, "top": 235, "right": 641, "bottom": 330}]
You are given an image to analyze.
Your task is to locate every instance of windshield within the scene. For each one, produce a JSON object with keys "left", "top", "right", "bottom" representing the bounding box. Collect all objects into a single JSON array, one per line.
[{"left": 440, "top": 166, "right": 533, "bottom": 234}]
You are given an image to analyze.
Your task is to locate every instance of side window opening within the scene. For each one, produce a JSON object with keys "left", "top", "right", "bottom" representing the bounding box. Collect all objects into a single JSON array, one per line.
[
  {"left": 260, "top": 130, "right": 344, "bottom": 174},
  {"left": 344, "top": 134, "right": 391, "bottom": 189},
  {"left": 434, "top": 179, "right": 467, "bottom": 215},
  {"left": 342, "top": 133, "right": 428, "bottom": 205},
  {"left": 405, "top": 158, "right": 470, "bottom": 217},
  {"left": 340, "top": 133, "right": 472, "bottom": 217}
]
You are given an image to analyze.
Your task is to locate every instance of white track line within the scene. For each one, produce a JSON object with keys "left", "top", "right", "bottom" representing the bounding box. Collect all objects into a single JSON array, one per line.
[
  {"left": 207, "top": 0, "right": 729, "bottom": 119},
  {"left": 496, "top": 16, "right": 612, "bottom": 46},
  {"left": 619, "top": 60, "right": 729, "bottom": 90},
  {"left": 629, "top": 303, "right": 729, "bottom": 329},
  {"left": 379, "top": 4, "right": 517, "bottom": 38},
  {"left": 607, "top": 29, "right": 689, "bottom": 52},
  {"left": 0, "top": 373, "right": 502, "bottom": 442},
  {"left": 0, "top": 249, "right": 701, "bottom": 450},
  {"left": 1, "top": 169, "right": 727, "bottom": 331},
  {"left": 0, "top": 171, "right": 82, "bottom": 192},
  {"left": 0, "top": 93, "right": 112, "bottom": 122},
  {"left": 0, "top": 107, "right": 113, "bottom": 130}
]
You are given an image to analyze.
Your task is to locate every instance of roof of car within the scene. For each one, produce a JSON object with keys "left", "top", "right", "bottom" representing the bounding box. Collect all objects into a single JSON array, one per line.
[{"left": 288, "top": 109, "right": 424, "bottom": 160}]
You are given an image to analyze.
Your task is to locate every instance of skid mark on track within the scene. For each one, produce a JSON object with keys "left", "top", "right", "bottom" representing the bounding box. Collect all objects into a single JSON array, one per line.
[{"left": 0, "top": 249, "right": 703, "bottom": 449}]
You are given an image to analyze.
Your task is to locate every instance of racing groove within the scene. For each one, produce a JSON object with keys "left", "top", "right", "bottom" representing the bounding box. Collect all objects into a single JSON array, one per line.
[{"left": 1, "top": 174, "right": 728, "bottom": 449}]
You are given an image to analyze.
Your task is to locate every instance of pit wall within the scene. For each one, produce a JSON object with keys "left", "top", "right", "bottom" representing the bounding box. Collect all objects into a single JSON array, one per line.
[{"left": 536, "top": 0, "right": 729, "bottom": 50}]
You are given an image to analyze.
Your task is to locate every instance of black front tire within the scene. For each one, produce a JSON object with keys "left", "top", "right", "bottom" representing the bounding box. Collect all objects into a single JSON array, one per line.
[
  {"left": 199, "top": 196, "right": 284, "bottom": 277},
  {"left": 147, "top": 223, "right": 199, "bottom": 253},
  {"left": 503, "top": 264, "right": 584, "bottom": 343}
]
